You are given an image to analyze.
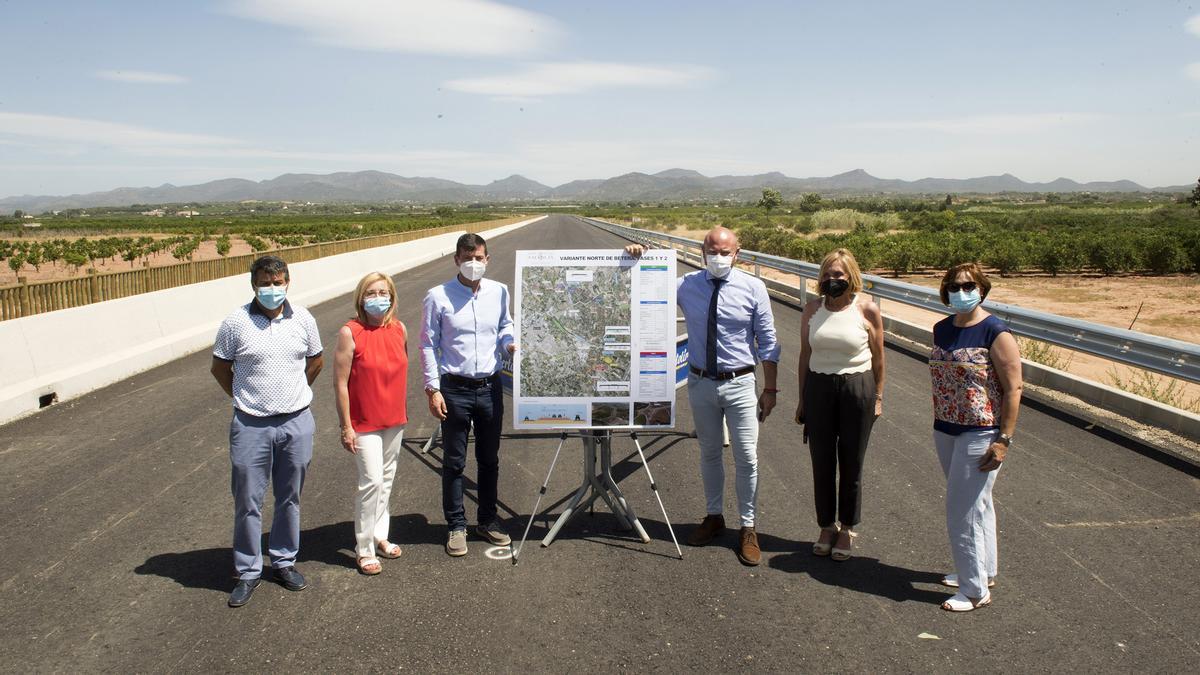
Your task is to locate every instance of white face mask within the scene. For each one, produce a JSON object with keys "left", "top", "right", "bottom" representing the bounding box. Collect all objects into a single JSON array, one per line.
[
  {"left": 706, "top": 253, "right": 733, "bottom": 278},
  {"left": 459, "top": 259, "right": 486, "bottom": 282}
]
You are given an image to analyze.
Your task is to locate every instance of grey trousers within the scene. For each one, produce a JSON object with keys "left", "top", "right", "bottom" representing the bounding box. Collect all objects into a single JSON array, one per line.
[
  {"left": 688, "top": 372, "right": 760, "bottom": 527},
  {"left": 935, "top": 429, "right": 1000, "bottom": 599},
  {"left": 802, "top": 369, "right": 877, "bottom": 529},
  {"left": 229, "top": 407, "right": 314, "bottom": 580}
]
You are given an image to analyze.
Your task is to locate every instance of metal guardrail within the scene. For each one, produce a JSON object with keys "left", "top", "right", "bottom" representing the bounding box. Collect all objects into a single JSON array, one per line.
[{"left": 583, "top": 217, "right": 1200, "bottom": 385}]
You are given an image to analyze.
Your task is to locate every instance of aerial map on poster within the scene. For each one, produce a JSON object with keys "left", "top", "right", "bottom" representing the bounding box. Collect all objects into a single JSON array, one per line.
[{"left": 514, "top": 249, "right": 677, "bottom": 429}]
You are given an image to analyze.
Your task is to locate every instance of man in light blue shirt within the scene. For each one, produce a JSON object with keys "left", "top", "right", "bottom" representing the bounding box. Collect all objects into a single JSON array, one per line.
[
  {"left": 629, "top": 226, "right": 779, "bottom": 566},
  {"left": 420, "top": 233, "right": 516, "bottom": 557}
]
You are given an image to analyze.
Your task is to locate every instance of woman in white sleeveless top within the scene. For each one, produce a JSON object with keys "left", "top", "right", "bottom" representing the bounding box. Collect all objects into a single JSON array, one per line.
[{"left": 794, "top": 248, "right": 885, "bottom": 561}]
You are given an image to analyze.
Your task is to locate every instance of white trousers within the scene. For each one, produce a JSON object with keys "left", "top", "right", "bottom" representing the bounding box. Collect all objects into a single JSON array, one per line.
[
  {"left": 935, "top": 429, "right": 999, "bottom": 599},
  {"left": 354, "top": 424, "right": 405, "bottom": 559},
  {"left": 688, "top": 372, "right": 759, "bottom": 527}
]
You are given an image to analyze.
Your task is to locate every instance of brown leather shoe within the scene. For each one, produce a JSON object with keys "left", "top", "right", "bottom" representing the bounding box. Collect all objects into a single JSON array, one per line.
[
  {"left": 737, "top": 526, "right": 762, "bottom": 566},
  {"left": 687, "top": 514, "right": 726, "bottom": 546}
]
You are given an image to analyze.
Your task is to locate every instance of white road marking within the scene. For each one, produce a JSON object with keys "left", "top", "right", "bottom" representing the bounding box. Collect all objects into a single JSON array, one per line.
[
  {"left": 485, "top": 545, "right": 513, "bottom": 560},
  {"left": 1043, "top": 513, "right": 1200, "bottom": 529}
]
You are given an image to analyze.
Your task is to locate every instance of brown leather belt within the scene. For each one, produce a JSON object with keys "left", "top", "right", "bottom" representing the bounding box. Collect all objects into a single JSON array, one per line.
[{"left": 690, "top": 365, "right": 755, "bottom": 381}]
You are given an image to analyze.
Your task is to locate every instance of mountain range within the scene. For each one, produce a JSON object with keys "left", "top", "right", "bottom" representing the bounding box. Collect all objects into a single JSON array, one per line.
[{"left": 2, "top": 168, "right": 1191, "bottom": 214}]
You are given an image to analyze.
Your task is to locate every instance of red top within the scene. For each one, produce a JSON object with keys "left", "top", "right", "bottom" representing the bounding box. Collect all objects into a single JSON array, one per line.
[{"left": 346, "top": 319, "right": 408, "bottom": 432}]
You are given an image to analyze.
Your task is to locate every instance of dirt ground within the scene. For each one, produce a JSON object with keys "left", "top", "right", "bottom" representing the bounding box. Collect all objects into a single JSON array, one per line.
[{"left": 1, "top": 216, "right": 524, "bottom": 285}]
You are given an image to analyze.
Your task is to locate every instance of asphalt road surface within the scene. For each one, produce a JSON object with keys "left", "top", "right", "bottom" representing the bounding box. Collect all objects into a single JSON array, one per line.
[{"left": 1, "top": 215, "right": 1197, "bottom": 672}]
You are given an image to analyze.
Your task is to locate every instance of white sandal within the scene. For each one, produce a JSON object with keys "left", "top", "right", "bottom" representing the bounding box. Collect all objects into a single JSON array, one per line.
[
  {"left": 831, "top": 528, "right": 857, "bottom": 562},
  {"left": 357, "top": 557, "right": 382, "bottom": 576},
  {"left": 941, "top": 591, "right": 991, "bottom": 612},
  {"left": 940, "top": 574, "right": 995, "bottom": 589},
  {"left": 812, "top": 526, "right": 838, "bottom": 556}
]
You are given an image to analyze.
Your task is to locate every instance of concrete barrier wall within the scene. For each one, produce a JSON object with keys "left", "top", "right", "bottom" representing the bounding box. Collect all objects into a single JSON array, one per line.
[{"left": 0, "top": 216, "right": 544, "bottom": 425}]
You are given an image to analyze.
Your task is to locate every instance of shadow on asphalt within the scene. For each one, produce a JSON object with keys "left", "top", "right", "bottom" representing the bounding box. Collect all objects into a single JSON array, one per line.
[
  {"left": 134, "top": 515, "right": 445, "bottom": 591},
  {"left": 767, "top": 546, "right": 947, "bottom": 604},
  {"left": 522, "top": 513, "right": 684, "bottom": 555}
]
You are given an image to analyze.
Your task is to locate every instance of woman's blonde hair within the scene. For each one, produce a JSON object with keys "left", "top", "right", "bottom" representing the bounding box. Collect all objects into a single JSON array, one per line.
[
  {"left": 353, "top": 272, "right": 398, "bottom": 326},
  {"left": 817, "top": 248, "right": 863, "bottom": 295}
]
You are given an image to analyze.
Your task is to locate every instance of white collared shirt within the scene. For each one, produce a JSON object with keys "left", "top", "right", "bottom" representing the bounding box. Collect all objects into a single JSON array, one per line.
[
  {"left": 419, "top": 278, "right": 515, "bottom": 390},
  {"left": 213, "top": 300, "right": 323, "bottom": 416}
]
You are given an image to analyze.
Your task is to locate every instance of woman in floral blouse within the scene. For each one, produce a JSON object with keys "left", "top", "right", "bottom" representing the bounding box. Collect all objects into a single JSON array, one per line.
[{"left": 929, "top": 262, "right": 1022, "bottom": 611}]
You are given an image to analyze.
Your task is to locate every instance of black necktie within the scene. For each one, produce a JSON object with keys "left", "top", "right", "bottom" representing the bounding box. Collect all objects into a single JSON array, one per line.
[{"left": 706, "top": 278, "right": 725, "bottom": 375}]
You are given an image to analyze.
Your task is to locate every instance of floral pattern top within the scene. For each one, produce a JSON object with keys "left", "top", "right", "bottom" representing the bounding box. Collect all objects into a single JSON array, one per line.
[{"left": 930, "top": 314, "right": 1010, "bottom": 435}]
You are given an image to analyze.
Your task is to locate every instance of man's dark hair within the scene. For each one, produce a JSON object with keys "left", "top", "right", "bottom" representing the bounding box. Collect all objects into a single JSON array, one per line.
[
  {"left": 250, "top": 255, "right": 289, "bottom": 282},
  {"left": 455, "top": 233, "right": 487, "bottom": 257}
]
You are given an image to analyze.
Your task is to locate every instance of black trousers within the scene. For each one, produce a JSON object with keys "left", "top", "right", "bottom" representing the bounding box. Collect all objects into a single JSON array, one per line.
[
  {"left": 440, "top": 374, "right": 503, "bottom": 530},
  {"left": 802, "top": 369, "right": 877, "bottom": 528}
]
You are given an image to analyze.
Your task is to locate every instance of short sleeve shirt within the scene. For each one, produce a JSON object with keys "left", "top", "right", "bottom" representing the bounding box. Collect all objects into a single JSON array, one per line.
[
  {"left": 213, "top": 300, "right": 323, "bottom": 417},
  {"left": 929, "top": 314, "right": 1010, "bottom": 435}
]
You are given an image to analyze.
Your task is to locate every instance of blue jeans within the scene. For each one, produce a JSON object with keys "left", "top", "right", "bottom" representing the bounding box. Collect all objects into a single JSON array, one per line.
[
  {"left": 229, "top": 407, "right": 314, "bottom": 580},
  {"left": 440, "top": 375, "right": 503, "bottom": 531},
  {"left": 687, "top": 372, "right": 759, "bottom": 527}
]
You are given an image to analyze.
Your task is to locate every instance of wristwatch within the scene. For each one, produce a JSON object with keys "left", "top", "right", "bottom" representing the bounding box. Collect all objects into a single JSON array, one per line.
[
  {"left": 425, "top": 386, "right": 440, "bottom": 395},
  {"left": 997, "top": 433, "right": 1013, "bottom": 447}
]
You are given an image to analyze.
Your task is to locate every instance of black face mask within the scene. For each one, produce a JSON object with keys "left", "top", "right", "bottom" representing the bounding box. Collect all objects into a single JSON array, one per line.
[{"left": 819, "top": 278, "right": 849, "bottom": 298}]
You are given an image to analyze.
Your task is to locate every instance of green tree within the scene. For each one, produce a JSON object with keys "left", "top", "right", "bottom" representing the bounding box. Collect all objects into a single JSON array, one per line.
[
  {"left": 7, "top": 253, "right": 23, "bottom": 278},
  {"left": 1089, "top": 234, "right": 1139, "bottom": 275},
  {"left": 25, "top": 245, "right": 43, "bottom": 272},
  {"left": 65, "top": 250, "right": 89, "bottom": 272},
  {"left": 785, "top": 237, "right": 817, "bottom": 263},
  {"left": 1036, "top": 233, "right": 1086, "bottom": 277},
  {"left": 216, "top": 234, "right": 232, "bottom": 257},
  {"left": 757, "top": 188, "right": 783, "bottom": 212},
  {"left": 1142, "top": 236, "right": 1188, "bottom": 275},
  {"left": 243, "top": 234, "right": 269, "bottom": 252},
  {"left": 1189, "top": 177, "right": 1200, "bottom": 213},
  {"left": 985, "top": 236, "right": 1026, "bottom": 277},
  {"left": 878, "top": 235, "right": 923, "bottom": 277},
  {"left": 798, "top": 193, "right": 822, "bottom": 212}
]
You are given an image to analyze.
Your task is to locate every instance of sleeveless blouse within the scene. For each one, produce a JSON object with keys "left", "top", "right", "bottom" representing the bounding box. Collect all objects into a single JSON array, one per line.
[
  {"left": 929, "top": 314, "right": 1010, "bottom": 435},
  {"left": 807, "top": 295, "right": 872, "bottom": 375},
  {"left": 346, "top": 319, "right": 408, "bottom": 433}
]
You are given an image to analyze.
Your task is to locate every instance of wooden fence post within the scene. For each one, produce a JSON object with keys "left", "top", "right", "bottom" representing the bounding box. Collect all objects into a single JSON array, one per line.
[
  {"left": 18, "top": 276, "right": 30, "bottom": 317},
  {"left": 87, "top": 268, "right": 101, "bottom": 302}
]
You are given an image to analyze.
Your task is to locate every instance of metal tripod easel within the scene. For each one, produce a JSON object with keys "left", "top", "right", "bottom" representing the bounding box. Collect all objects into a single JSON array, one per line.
[{"left": 512, "top": 430, "right": 683, "bottom": 564}]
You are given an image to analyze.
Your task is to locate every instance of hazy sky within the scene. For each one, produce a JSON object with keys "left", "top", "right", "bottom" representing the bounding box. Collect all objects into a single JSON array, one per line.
[{"left": 1, "top": 0, "right": 1198, "bottom": 196}]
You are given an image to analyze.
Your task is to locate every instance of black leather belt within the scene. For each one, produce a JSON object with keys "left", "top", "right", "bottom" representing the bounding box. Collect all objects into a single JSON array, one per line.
[
  {"left": 690, "top": 365, "right": 755, "bottom": 381},
  {"left": 442, "top": 373, "right": 499, "bottom": 388}
]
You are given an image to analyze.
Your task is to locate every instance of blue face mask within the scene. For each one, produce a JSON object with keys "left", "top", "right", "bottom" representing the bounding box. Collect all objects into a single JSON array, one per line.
[
  {"left": 948, "top": 288, "right": 981, "bottom": 313},
  {"left": 364, "top": 296, "right": 391, "bottom": 318},
  {"left": 256, "top": 284, "right": 287, "bottom": 310}
]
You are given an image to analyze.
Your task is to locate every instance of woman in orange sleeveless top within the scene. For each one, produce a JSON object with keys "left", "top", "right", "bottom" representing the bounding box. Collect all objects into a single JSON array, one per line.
[{"left": 334, "top": 272, "right": 408, "bottom": 575}]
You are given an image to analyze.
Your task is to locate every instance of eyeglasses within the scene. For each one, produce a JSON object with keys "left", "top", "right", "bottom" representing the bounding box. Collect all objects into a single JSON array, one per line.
[
  {"left": 945, "top": 281, "right": 978, "bottom": 293},
  {"left": 363, "top": 290, "right": 391, "bottom": 299}
]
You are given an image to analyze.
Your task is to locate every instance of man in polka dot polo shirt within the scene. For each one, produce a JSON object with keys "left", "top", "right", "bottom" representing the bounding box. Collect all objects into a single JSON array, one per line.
[{"left": 210, "top": 255, "right": 324, "bottom": 608}]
